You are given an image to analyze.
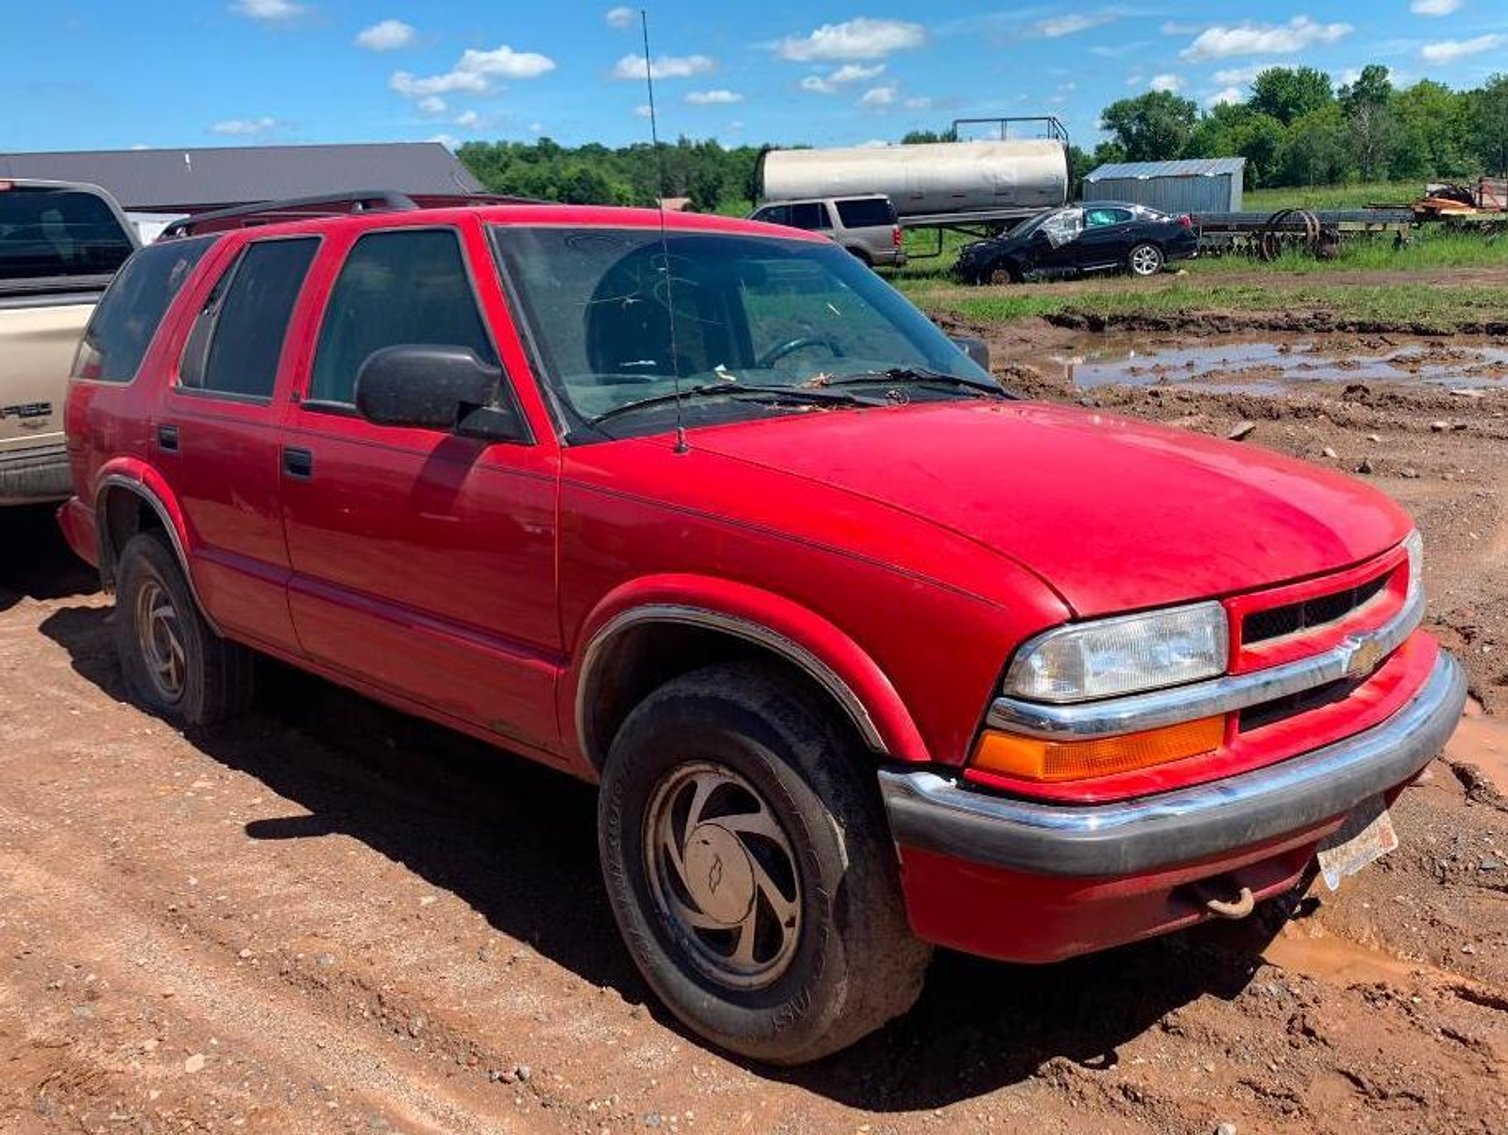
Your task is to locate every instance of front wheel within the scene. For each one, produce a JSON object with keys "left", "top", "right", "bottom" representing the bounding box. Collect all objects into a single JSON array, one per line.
[
  {"left": 597, "top": 662, "right": 931, "bottom": 1064},
  {"left": 1128, "top": 242, "right": 1165, "bottom": 277}
]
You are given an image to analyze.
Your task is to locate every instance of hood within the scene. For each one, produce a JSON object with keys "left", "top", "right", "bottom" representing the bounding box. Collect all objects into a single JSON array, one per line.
[{"left": 685, "top": 400, "right": 1411, "bottom": 617}]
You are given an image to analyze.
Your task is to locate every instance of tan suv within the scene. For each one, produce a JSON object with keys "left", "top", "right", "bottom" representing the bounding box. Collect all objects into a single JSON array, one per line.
[
  {"left": 0, "top": 179, "right": 137, "bottom": 505},
  {"left": 749, "top": 194, "right": 905, "bottom": 268}
]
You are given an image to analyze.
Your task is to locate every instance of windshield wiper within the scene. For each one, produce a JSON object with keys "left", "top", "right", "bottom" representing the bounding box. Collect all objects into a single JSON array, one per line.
[
  {"left": 809, "top": 366, "right": 1010, "bottom": 398},
  {"left": 589, "top": 382, "right": 880, "bottom": 426}
]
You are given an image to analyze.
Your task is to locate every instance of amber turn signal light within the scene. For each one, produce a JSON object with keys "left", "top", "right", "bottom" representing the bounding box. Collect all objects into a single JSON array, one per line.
[{"left": 970, "top": 716, "right": 1225, "bottom": 782}]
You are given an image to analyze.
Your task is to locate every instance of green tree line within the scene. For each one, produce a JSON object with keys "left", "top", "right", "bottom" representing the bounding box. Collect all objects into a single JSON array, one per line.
[
  {"left": 1083, "top": 67, "right": 1508, "bottom": 188},
  {"left": 457, "top": 67, "right": 1508, "bottom": 208}
]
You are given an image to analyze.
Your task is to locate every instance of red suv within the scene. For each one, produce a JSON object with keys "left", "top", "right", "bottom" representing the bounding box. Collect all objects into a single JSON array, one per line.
[{"left": 60, "top": 194, "right": 1464, "bottom": 1064}]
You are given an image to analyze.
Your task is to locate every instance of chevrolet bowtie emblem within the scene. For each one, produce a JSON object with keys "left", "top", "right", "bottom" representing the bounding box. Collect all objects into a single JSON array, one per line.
[{"left": 1347, "top": 638, "right": 1384, "bottom": 677}]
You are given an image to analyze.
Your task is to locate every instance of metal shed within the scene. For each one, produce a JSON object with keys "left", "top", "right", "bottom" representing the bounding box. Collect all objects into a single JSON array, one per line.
[{"left": 1083, "top": 157, "right": 1245, "bottom": 214}]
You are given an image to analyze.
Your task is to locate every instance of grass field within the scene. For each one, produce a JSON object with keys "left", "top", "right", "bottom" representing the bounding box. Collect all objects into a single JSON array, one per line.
[
  {"left": 1242, "top": 180, "right": 1423, "bottom": 212},
  {"left": 899, "top": 277, "right": 1508, "bottom": 331}
]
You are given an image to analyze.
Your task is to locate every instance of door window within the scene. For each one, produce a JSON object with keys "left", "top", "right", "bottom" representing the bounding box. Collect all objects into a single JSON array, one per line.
[
  {"left": 788, "top": 202, "right": 831, "bottom": 231},
  {"left": 752, "top": 205, "right": 789, "bottom": 225},
  {"left": 1085, "top": 207, "right": 1133, "bottom": 228},
  {"left": 309, "top": 228, "right": 498, "bottom": 405},
  {"left": 179, "top": 237, "right": 318, "bottom": 399}
]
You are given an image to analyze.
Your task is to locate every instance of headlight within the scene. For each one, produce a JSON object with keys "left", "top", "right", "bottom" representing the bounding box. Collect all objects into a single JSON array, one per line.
[
  {"left": 1404, "top": 530, "right": 1423, "bottom": 605},
  {"left": 1004, "top": 601, "right": 1229, "bottom": 704}
]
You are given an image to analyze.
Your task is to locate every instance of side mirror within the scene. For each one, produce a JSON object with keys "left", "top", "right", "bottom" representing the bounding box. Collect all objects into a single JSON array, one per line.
[
  {"left": 950, "top": 335, "right": 990, "bottom": 371},
  {"left": 354, "top": 344, "right": 523, "bottom": 441}
]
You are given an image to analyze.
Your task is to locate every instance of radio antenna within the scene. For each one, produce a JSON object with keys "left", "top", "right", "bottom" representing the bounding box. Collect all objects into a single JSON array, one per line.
[{"left": 640, "top": 8, "right": 689, "bottom": 455}]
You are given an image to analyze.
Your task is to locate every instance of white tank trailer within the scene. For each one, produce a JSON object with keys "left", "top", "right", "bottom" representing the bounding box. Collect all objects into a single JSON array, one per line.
[{"left": 756, "top": 139, "right": 1071, "bottom": 221}]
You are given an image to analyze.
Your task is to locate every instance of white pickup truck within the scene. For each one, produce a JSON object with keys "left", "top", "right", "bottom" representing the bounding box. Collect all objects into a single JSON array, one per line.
[{"left": 1, "top": 179, "right": 137, "bottom": 505}]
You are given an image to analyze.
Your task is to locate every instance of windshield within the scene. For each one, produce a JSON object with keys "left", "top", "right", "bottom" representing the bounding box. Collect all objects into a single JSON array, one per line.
[{"left": 490, "top": 226, "right": 994, "bottom": 436}]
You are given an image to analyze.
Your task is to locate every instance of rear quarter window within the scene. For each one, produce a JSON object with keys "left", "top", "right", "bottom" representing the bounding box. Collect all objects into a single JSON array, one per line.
[
  {"left": 73, "top": 237, "right": 216, "bottom": 383},
  {"left": 0, "top": 186, "right": 136, "bottom": 290},
  {"left": 835, "top": 199, "right": 896, "bottom": 228}
]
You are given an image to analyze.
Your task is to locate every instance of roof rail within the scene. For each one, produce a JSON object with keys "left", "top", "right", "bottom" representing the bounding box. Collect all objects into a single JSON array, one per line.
[{"left": 161, "top": 190, "right": 420, "bottom": 239}]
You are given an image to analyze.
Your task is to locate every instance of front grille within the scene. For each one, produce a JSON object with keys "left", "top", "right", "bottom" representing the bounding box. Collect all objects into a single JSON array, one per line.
[
  {"left": 1239, "top": 675, "right": 1364, "bottom": 733},
  {"left": 1243, "top": 572, "right": 1391, "bottom": 646}
]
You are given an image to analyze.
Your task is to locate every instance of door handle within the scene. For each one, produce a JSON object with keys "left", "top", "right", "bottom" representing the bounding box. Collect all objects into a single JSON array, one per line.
[
  {"left": 282, "top": 446, "right": 314, "bottom": 479},
  {"left": 157, "top": 423, "right": 179, "bottom": 453}
]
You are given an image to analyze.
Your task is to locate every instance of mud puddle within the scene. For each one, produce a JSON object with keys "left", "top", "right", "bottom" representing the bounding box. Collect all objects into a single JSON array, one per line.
[
  {"left": 1446, "top": 702, "right": 1508, "bottom": 796},
  {"left": 1053, "top": 336, "right": 1508, "bottom": 393}
]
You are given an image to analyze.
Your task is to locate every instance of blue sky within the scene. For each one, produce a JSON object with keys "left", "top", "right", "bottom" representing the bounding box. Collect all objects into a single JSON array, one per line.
[{"left": 4, "top": 2, "right": 1507, "bottom": 154}]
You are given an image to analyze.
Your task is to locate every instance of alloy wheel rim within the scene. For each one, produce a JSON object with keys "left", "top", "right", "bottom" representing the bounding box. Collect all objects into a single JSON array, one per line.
[
  {"left": 135, "top": 578, "right": 187, "bottom": 703},
  {"left": 1132, "top": 246, "right": 1161, "bottom": 275},
  {"left": 643, "top": 762, "right": 802, "bottom": 990}
]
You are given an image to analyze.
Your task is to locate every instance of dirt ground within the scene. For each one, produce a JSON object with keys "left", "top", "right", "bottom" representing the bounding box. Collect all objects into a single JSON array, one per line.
[{"left": 4, "top": 309, "right": 1508, "bottom": 1134}]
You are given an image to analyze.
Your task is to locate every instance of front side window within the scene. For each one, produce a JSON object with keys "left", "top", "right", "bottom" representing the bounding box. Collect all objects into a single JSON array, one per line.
[
  {"left": 73, "top": 236, "right": 214, "bottom": 383},
  {"left": 1041, "top": 208, "right": 1085, "bottom": 247},
  {"left": 752, "top": 205, "right": 789, "bottom": 226},
  {"left": 179, "top": 237, "right": 318, "bottom": 399},
  {"left": 0, "top": 186, "right": 135, "bottom": 288},
  {"left": 492, "top": 226, "right": 995, "bottom": 436},
  {"left": 310, "top": 228, "right": 497, "bottom": 405}
]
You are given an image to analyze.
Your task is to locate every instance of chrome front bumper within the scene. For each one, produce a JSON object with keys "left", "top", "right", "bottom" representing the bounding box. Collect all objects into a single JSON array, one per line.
[{"left": 879, "top": 649, "right": 1465, "bottom": 878}]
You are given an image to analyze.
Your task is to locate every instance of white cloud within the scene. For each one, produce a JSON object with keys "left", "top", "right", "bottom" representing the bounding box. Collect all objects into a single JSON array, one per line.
[
  {"left": 1161, "top": 21, "right": 1201, "bottom": 35},
  {"left": 1181, "top": 17, "right": 1352, "bottom": 61},
  {"left": 859, "top": 84, "right": 898, "bottom": 108},
  {"left": 605, "top": 5, "right": 635, "bottom": 27},
  {"left": 390, "top": 42, "right": 555, "bottom": 99},
  {"left": 529, "top": 121, "right": 544, "bottom": 133},
  {"left": 1037, "top": 13, "right": 1112, "bottom": 37},
  {"left": 904, "top": 96, "right": 934, "bottom": 109},
  {"left": 1206, "top": 86, "right": 1246, "bottom": 106},
  {"left": 428, "top": 133, "right": 461, "bottom": 150},
  {"left": 611, "top": 53, "right": 715, "bottom": 80},
  {"left": 686, "top": 89, "right": 743, "bottom": 104},
  {"left": 210, "top": 116, "right": 281, "bottom": 136},
  {"left": 231, "top": 0, "right": 302, "bottom": 20},
  {"left": 633, "top": 104, "right": 653, "bottom": 118},
  {"left": 776, "top": 18, "right": 926, "bottom": 62},
  {"left": 1091, "top": 41, "right": 1146, "bottom": 57},
  {"left": 417, "top": 95, "right": 446, "bottom": 114},
  {"left": 459, "top": 45, "right": 557, "bottom": 79},
  {"left": 1150, "top": 73, "right": 1182, "bottom": 92},
  {"left": 1211, "top": 64, "right": 1271, "bottom": 86},
  {"left": 355, "top": 19, "right": 414, "bottom": 51},
  {"left": 1421, "top": 33, "right": 1504, "bottom": 63},
  {"left": 799, "top": 62, "right": 884, "bottom": 93},
  {"left": 455, "top": 109, "right": 480, "bottom": 127},
  {"left": 1410, "top": 0, "right": 1461, "bottom": 13}
]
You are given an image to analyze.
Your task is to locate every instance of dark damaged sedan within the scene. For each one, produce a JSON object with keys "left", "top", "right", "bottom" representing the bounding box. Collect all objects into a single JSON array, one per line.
[{"left": 956, "top": 202, "right": 1198, "bottom": 284}]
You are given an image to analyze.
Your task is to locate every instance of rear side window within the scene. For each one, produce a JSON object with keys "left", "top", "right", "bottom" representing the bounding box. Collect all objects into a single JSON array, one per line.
[
  {"left": 309, "top": 228, "right": 497, "bottom": 405},
  {"left": 73, "top": 237, "right": 214, "bottom": 383},
  {"left": 179, "top": 237, "right": 318, "bottom": 399},
  {"left": 835, "top": 198, "right": 896, "bottom": 228},
  {"left": 0, "top": 186, "right": 135, "bottom": 288},
  {"left": 788, "top": 202, "right": 830, "bottom": 231}
]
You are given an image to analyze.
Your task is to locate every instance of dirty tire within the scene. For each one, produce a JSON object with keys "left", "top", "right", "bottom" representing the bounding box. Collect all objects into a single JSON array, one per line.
[
  {"left": 114, "top": 531, "right": 254, "bottom": 726},
  {"left": 1128, "top": 242, "right": 1164, "bottom": 277},
  {"left": 598, "top": 661, "right": 931, "bottom": 1065}
]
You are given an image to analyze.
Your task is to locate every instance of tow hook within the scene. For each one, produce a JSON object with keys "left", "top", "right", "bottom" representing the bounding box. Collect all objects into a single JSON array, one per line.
[{"left": 1198, "top": 884, "right": 1255, "bottom": 920}]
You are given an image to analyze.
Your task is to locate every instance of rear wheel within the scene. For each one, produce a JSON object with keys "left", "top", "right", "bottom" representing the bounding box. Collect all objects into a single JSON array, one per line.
[
  {"left": 597, "top": 662, "right": 931, "bottom": 1064},
  {"left": 114, "top": 532, "right": 254, "bottom": 725},
  {"left": 1128, "top": 242, "right": 1165, "bottom": 277}
]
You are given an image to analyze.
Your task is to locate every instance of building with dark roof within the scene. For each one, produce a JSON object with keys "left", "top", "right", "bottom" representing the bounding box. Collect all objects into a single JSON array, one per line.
[{"left": 0, "top": 142, "right": 483, "bottom": 214}]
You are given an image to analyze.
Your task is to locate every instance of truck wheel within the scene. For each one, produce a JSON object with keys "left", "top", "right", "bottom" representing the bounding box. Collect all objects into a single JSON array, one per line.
[
  {"left": 845, "top": 246, "right": 875, "bottom": 268},
  {"left": 114, "top": 532, "right": 254, "bottom": 726},
  {"left": 1128, "top": 242, "right": 1165, "bottom": 277},
  {"left": 597, "top": 662, "right": 931, "bottom": 1064}
]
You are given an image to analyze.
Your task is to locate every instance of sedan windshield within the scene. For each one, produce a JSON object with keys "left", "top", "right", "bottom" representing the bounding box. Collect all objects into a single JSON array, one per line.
[{"left": 490, "top": 226, "right": 995, "bottom": 436}]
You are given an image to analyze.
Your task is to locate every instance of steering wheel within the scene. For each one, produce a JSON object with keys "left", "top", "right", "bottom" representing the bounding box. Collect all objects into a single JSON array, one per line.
[{"left": 757, "top": 335, "right": 844, "bottom": 368}]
